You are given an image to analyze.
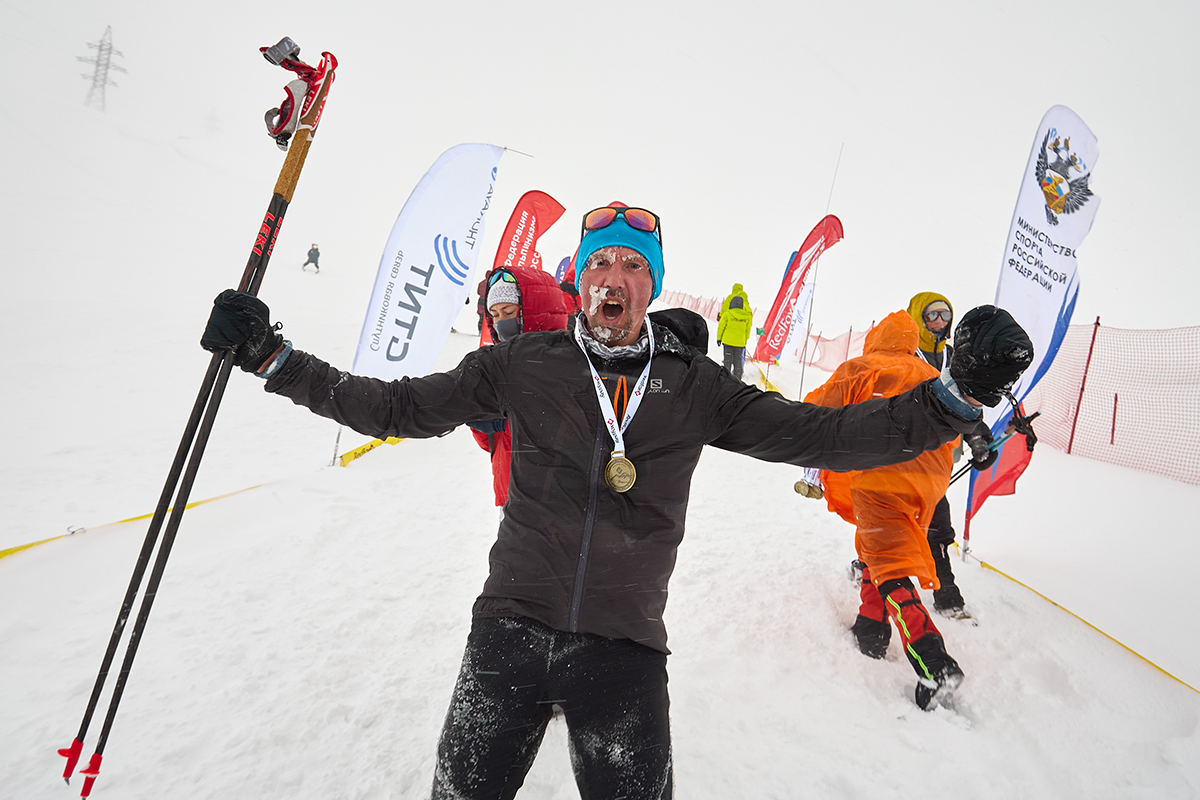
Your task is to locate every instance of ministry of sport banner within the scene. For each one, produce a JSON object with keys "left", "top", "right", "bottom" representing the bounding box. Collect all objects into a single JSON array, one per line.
[
  {"left": 990, "top": 105, "right": 1100, "bottom": 420},
  {"left": 352, "top": 143, "right": 504, "bottom": 380},
  {"left": 753, "top": 215, "right": 843, "bottom": 363},
  {"left": 967, "top": 106, "right": 1100, "bottom": 527}
]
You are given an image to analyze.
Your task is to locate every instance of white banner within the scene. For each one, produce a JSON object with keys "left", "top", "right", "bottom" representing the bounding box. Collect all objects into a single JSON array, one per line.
[
  {"left": 353, "top": 144, "right": 504, "bottom": 380},
  {"left": 988, "top": 106, "right": 1100, "bottom": 426},
  {"left": 780, "top": 280, "right": 815, "bottom": 361}
]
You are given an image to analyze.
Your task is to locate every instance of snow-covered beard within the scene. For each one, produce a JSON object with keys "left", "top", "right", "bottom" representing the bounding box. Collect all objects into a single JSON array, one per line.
[{"left": 584, "top": 284, "right": 636, "bottom": 343}]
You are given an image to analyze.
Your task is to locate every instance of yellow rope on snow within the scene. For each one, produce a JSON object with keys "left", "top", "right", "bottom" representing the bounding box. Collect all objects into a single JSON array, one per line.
[
  {"left": 958, "top": 544, "right": 1199, "bottom": 695},
  {"left": 3, "top": 435, "right": 412, "bottom": 561},
  {"left": 0, "top": 485, "right": 262, "bottom": 563},
  {"left": 747, "top": 360, "right": 782, "bottom": 395}
]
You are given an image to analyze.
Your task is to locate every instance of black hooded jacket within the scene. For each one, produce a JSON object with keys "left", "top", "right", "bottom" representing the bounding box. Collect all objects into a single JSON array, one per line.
[{"left": 265, "top": 320, "right": 978, "bottom": 653}]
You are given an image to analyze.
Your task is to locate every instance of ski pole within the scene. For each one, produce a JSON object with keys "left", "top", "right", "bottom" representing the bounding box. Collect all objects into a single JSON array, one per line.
[
  {"left": 58, "top": 39, "right": 337, "bottom": 798},
  {"left": 947, "top": 405, "right": 1041, "bottom": 487}
]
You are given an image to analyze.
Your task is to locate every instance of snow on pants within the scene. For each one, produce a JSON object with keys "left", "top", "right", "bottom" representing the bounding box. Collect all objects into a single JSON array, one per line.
[
  {"left": 431, "top": 615, "right": 673, "bottom": 800},
  {"left": 722, "top": 344, "right": 745, "bottom": 380}
]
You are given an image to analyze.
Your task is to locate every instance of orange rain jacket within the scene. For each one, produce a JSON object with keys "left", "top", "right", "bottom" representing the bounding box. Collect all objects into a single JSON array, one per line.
[{"left": 803, "top": 310, "right": 958, "bottom": 589}]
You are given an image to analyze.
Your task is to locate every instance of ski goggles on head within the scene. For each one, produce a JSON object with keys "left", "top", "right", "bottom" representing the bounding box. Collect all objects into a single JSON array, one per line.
[
  {"left": 488, "top": 269, "right": 517, "bottom": 287},
  {"left": 581, "top": 207, "right": 662, "bottom": 242},
  {"left": 924, "top": 308, "right": 953, "bottom": 323}
]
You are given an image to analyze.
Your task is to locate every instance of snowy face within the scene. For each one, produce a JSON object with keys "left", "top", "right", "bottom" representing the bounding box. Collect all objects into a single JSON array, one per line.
[{"left": 578, "top": 246, "right": 654, "bottom": 347}]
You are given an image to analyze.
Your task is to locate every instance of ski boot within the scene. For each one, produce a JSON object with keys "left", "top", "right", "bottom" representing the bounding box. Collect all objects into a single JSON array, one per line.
[
  {"left": 851, "top": 614, "right": 891, "bottom": 659},
  {"left": 852, "top": 563, "right": 890, "bottom": 658},
  {"left": 914, "top": 656, "right": 965, "bottom": 711}
]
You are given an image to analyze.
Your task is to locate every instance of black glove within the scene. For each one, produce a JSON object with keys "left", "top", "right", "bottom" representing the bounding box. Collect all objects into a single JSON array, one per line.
[
  {"left": 965, "top": 421, "right": 998, "bottom": 471},
  {"left": 949, "top": 305, "right": 1034, "bottom": 407},
  {"left": 200, "top": 289, "right": 284, "bottom": 374}
]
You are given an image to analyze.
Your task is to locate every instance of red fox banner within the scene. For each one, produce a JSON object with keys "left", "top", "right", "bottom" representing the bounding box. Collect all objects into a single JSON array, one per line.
[
  {"left": 479, "top": 190, "right": 566, "bottom": 344},
  {"left": 966, "top": 106, "right": 1100, "bottom": 534},
  {"left": 353, "top": 143, "right": 504, "bottom": 380},
  {"left": 753, "top": 215, "right": 844, "bottom": 363}
]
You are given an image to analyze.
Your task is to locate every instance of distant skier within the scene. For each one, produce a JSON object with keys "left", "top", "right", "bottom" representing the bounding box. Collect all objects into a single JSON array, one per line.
[{"left": 302, "top": 243, "right": 320, "bottom": 273}]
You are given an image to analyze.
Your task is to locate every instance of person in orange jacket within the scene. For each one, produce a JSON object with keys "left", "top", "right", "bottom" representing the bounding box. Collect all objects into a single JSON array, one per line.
[
  {"left": 468, "top": 265, "right": 571, "bottom": 507},
  {"left": 803, "top": 310, "right": 976, "bottom": 709}
]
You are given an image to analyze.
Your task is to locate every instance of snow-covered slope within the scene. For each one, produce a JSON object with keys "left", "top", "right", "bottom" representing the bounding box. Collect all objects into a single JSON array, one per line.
[{"left": 3, "top": 337, "right": 1199, "bottom": 798}]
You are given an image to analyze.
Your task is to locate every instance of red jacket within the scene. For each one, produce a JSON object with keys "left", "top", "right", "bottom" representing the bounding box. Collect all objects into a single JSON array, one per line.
[{"left": 472, "top": 265, "right": 570, "bottom": 505}]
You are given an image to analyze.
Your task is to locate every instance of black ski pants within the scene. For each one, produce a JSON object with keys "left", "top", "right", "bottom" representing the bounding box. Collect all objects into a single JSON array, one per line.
[
  {"left": 926, "top": 495, "right": 956, "bottom": 548},
  {"left": 722, "top": 344, "right": 745, "bottom": 381},
  {"left": 431, "top": 615, "right": 673, "bottom": 800}
]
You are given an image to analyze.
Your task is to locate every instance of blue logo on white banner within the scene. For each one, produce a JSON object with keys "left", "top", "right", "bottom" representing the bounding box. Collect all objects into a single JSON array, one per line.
[
  {"left": 435, "top": 234, "right": 471, "bottom": 286},
  {"left": 352, "top": 143, "right": 505, "bottom": 382}
]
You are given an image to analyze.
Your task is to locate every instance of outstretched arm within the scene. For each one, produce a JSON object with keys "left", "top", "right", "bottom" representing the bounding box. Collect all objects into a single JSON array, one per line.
[
  {"left": 265, "top": 349, "right": 504, "bottom": 440},
  {"left": 710, "top": 377, "right": 977, "bottom": 471},
  {"left": 201, "top": 289, "right": 505, "bottom": 440}
]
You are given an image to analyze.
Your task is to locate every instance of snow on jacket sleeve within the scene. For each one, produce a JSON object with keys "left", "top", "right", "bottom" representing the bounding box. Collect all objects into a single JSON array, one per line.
[{"left": 263, "top": 347, "right": 506, "bottom": 440}]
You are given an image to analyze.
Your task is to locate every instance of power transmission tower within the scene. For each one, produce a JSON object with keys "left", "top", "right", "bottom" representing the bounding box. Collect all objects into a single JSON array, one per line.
[{"left": 79, "top": 26, "right": 126, "bottom": 112}]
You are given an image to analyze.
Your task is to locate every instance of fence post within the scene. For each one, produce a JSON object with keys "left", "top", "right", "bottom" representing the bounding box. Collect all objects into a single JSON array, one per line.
[
  {"left": 1111, "top": 393, "right": 1118, "bottom": 446},
  {"left": 1067, "top": 316, "right": 1102, "bottom": 455}
]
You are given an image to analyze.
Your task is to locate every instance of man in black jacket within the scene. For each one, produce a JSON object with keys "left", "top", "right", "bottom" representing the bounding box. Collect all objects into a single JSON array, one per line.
[{"left": 202, "top": 203, "right": 1031, "bottom": 799}]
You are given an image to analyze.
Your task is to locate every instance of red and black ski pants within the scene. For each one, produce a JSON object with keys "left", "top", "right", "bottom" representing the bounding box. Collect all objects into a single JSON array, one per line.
[
  {"left": 431, "top": 615, "right": 673, "bottom": 800},
  {"left": 858, "top": 566, "right": 951, "bottom": 682}
]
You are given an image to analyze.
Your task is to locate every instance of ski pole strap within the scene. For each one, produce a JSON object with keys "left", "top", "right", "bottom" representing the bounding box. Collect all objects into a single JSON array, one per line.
[{"left": 255, "top": 339, "right": 293, "bottom": 379}]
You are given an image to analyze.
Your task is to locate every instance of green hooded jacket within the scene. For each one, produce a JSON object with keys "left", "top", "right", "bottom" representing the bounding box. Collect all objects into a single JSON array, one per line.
[{"left": 717, "top": 295, "right": 754, "bottom": 348}]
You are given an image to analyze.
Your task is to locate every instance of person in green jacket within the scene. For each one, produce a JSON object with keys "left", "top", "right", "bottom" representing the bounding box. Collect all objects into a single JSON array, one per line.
[
  {"left": 717, "top": 286, "right": 753, "bottom": 381},
  {"left": 720, "top": 282, "right": 749, "bottom": 317}
]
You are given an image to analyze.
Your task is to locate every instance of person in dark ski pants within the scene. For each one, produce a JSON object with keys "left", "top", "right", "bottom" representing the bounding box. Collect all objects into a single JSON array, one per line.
[
  {"left": 200, "top": 203, "right": 1030, "bottom": 799},
  {"left": 907, "top": 291, "right": 971, "bottom": 616},
  {"left": 302, "top": 243, "right": 320, "bottom": 273}
]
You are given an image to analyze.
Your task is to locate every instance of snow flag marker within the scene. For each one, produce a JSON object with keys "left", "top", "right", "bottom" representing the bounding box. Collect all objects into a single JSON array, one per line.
[
  {"left": 753, "top": 215, "right": 843, "bottom": 364},
  {"left": 353, "top": 143, "right": 504, "bottom": 380},
  {"left": 966, "top": 106, "right": 1100, "bottom": 533}
]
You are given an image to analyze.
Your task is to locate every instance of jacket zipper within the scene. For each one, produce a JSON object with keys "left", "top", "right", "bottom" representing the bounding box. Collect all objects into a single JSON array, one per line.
[{"left": 569, "top": 402, "right": 608, "bottom": 632}]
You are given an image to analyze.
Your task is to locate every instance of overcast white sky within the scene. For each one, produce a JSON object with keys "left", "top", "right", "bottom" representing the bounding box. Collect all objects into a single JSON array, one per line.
[{"left": 4, "top": 0, "right": 1198, "bottom": 337}]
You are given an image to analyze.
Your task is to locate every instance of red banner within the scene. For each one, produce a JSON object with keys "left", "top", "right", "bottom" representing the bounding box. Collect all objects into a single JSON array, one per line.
[
  {"left": 753, "top": 215, "right": 843, "bottom": 363},
  {"left": 481, "top": 190, "right": 566, "bottom": 344},
  {"left": 492, "top": 190, "right": 565, "bottom": 271}
]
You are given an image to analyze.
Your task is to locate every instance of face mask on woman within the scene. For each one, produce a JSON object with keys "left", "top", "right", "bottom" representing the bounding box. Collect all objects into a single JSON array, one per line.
[{"left": 494, "top": 316, "right": 521, "bottom": 342}]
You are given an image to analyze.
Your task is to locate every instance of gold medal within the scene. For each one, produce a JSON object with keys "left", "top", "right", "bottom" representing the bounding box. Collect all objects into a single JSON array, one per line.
[{"left": 604, "top": 450, "right": 637, "bottom": 493}]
